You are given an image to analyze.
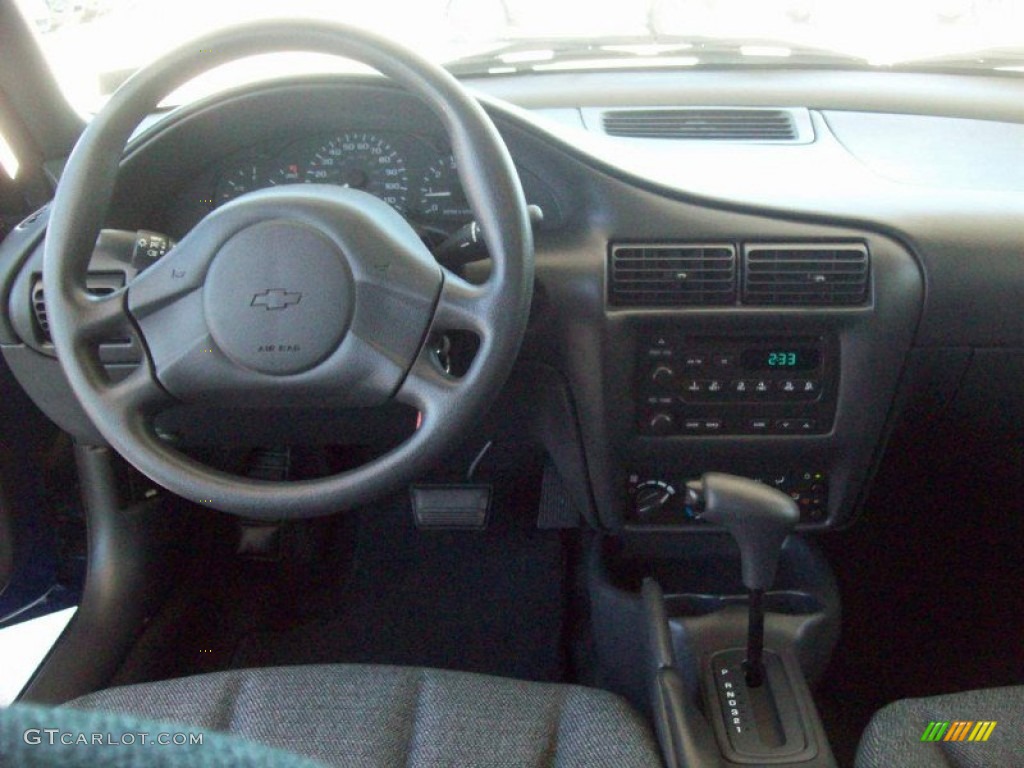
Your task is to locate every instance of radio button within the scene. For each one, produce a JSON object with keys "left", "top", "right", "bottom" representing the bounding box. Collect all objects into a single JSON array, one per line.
[
  {"left": 799, "top": 379, "right": 820, "bottom": 395},
  {"left": 648, "top": 338, "right": 673, "bottom": 358},
  {"left": 684, "top": 379, "right": 704, "bottom": 395},
  {"left": 712, "top": 353, "right": 736, "bottom": 368},
  {"left": 778, "top": 379, "right": 799, "bottom": 395}
]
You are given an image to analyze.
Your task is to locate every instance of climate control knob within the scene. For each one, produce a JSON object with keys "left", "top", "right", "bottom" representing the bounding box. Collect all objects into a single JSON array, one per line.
[{"left": 633, "top": 480, "right": 677, "bottom": 517}]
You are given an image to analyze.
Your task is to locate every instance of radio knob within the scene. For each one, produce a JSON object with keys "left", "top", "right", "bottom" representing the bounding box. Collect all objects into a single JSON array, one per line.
[
  {"left": 651, "top": 365, "right": 676, "bottom": 385},
  {"left": 647, "top": 412, "right": 674, "bottom": 434}
]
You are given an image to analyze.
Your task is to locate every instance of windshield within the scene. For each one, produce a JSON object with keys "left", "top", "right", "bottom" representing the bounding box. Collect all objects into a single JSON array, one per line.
[{"left": 14, "top": 0, "right": 1024, "bottom": 116}]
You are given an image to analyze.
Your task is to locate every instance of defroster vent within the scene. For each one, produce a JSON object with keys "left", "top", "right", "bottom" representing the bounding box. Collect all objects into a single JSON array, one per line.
[
  {"left": 601, "top": 108, "right": 803, "bottom": 141},
  {"left": 610, "top": 244, "right": 737, "bottom": 307},
  {"left": 742, "top": 244, "right": 869, "bottom": 306}
]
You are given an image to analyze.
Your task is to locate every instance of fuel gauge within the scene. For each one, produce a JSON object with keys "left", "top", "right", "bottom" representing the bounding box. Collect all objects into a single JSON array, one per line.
[
  {"left": 216, "top": 162, "right": 262, "bottom": 204},
  {"left": 418, "top": 153, "right": 472, "bottom": 221}
]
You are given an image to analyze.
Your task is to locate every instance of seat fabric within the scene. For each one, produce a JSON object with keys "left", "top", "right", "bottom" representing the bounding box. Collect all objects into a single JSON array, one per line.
[
  {"left": 68, "top": 664, "right": 663, "bottom": 768},
  {"left": 855, "top": 685, "right": 1024, "bottom": 768}
]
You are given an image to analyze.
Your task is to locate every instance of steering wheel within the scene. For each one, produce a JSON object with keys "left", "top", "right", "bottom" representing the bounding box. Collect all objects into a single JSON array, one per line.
[{"left": 43, "top": 21, "right": 533, "bottom": 519}]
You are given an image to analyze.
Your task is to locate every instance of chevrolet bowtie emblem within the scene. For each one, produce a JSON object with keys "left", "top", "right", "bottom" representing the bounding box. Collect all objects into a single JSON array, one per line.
[{"left": 251, "top": 289, "right": 303, "bottom": 310}]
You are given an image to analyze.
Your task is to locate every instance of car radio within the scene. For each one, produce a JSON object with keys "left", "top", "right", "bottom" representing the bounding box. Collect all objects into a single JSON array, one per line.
[{"left": 637, "top": 334, "right": 838, "bottom": 436}]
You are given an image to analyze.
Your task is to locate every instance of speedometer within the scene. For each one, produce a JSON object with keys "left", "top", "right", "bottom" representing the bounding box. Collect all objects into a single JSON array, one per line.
[{"left": 304, "top": 133, "right": 409, "bottom": 212}]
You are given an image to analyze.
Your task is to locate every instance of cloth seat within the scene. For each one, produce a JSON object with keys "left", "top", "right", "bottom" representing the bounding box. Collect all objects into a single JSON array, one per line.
[
  {"left": 61, "top": 664, "right": 663, "bottom": 767},
  {"left": 855, "top": 685, "right": 1024, "bottom": 768}
]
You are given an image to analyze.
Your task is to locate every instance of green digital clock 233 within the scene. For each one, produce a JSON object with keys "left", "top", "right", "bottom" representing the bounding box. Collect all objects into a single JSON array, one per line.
[
  {"left": 767, "top": 351, "right": 799, "bottom": 367},
  {"left": 741, "top": 348, "right": 820, "bottom": 371}
]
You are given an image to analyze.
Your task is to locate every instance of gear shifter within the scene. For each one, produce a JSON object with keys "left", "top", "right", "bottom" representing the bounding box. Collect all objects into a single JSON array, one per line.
[{"left": 686, "top": 472, "right": 799, "bottom": 687}]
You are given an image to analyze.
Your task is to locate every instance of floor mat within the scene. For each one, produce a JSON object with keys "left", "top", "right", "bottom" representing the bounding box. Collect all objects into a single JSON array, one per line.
[{"left": 232, "top": 492, "right": 569, "bottom": 683}]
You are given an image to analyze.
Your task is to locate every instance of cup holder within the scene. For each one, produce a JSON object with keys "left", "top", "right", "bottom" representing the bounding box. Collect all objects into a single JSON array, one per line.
[
  {"left": 664, "top": 589, "right": 825, "bottom": 618},
  {"left": 586, "top": 532, "right": 841, "bottom": 711},
  {"left": 601, "top": 534, "right": 827, "bottom": 594}
]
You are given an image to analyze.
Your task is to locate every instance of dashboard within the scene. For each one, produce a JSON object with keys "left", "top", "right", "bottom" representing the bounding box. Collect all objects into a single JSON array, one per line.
[{"left": 3, "top": 68, "right": 1024, "bottom": 537}]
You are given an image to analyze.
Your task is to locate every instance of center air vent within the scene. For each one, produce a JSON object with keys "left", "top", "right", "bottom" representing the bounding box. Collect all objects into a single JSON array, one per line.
[
  {"left": 610, "top": 244, "right": 737, "bottom": 307},
  {"left": 742, "top": 244, "right": 870, "bottom": 306},
  {"left": 597, "top": 108, "right": 809, "bottom": 142}
]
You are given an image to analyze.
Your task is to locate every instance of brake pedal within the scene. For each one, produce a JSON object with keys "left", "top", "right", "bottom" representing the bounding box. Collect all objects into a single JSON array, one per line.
[{"left": 410, "top": 485, "right": 492, "bottom": 530}]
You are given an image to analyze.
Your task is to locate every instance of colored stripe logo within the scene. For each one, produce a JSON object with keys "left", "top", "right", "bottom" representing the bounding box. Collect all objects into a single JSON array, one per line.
[{"left": 921, "top": 721, "right": 997, "bottom": 742}]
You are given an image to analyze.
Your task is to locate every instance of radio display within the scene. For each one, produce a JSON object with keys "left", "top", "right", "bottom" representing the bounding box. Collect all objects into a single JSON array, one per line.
[{"left": 741, "top": 348, "right": 821, "bottom": 371}]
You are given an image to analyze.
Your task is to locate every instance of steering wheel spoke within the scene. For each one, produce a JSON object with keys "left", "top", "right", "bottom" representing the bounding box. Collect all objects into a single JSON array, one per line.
[
  {"left": 72, "top": 288, "right": 135, "bottom": 345},
  {"left": 395, "top": 349, "right": 462, "bottom": 415},
  {"left": 107, "top": 363, "right": 173, "bottom": 417},
  {"left": 430, "top": 268, "right": 492, "bottom": 339}
]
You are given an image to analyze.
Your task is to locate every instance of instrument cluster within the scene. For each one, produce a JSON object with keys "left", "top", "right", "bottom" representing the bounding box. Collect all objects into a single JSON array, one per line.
[{"left": 214, "top": 130, "right": 500, "bottom": 227}]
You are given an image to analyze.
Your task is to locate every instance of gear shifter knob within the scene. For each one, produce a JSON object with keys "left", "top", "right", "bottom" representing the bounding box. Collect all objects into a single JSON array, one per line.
[
  {"left": 686, "top": 472, "right": 800, "bottom": 687},
  {"left": 686, "top": 472, "right": 799, "bottom": 591}
]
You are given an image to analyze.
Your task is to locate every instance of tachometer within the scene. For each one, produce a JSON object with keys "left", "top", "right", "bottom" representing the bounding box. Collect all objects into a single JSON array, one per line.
[
  {"left": 304, "top": 133, "right": 409, "bottom": 212},
  {"left": 417, "top": 153, "right": 472, "bottom": 221}
]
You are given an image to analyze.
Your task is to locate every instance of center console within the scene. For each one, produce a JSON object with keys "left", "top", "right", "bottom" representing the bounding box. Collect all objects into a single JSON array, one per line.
[
  {"left": 509, "top": 126, "right": 929, "bottom": 768},
  {"left": 587, "top": 528, "right": 841, "bottom": 768},
  {"left": 552, "top": 185, "right": 923, "bottom": 768},
  {"left": 644, "top": 572, "right": 838, "bottom": 768},
  {"left": 579, "top": 225, "right": 924, "bottom": 535},
  {"left": 538, "top": 164, "right": 924, "bottom": 534}
]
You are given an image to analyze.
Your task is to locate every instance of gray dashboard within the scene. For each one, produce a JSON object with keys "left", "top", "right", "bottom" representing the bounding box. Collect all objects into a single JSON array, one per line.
[{"left": 2, "top": 68, "right": 1023, "bottom": 533}]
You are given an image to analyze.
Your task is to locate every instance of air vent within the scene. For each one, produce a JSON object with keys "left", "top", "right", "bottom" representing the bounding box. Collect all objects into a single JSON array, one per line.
[
  {"left": 599, "top": 108, "right": 806, "bottom": 142},
  {"left": 610, "top": 244, "right": 737, "bottom": 307},
  {"left": 742, "top": 245, "right": 869, "bottom": 306},
  {"left": 31, "top": 280, "right": 49, "bottom": 338},
  {"left": 30, "top": 273, "right": 126, "bottom": 344}
]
